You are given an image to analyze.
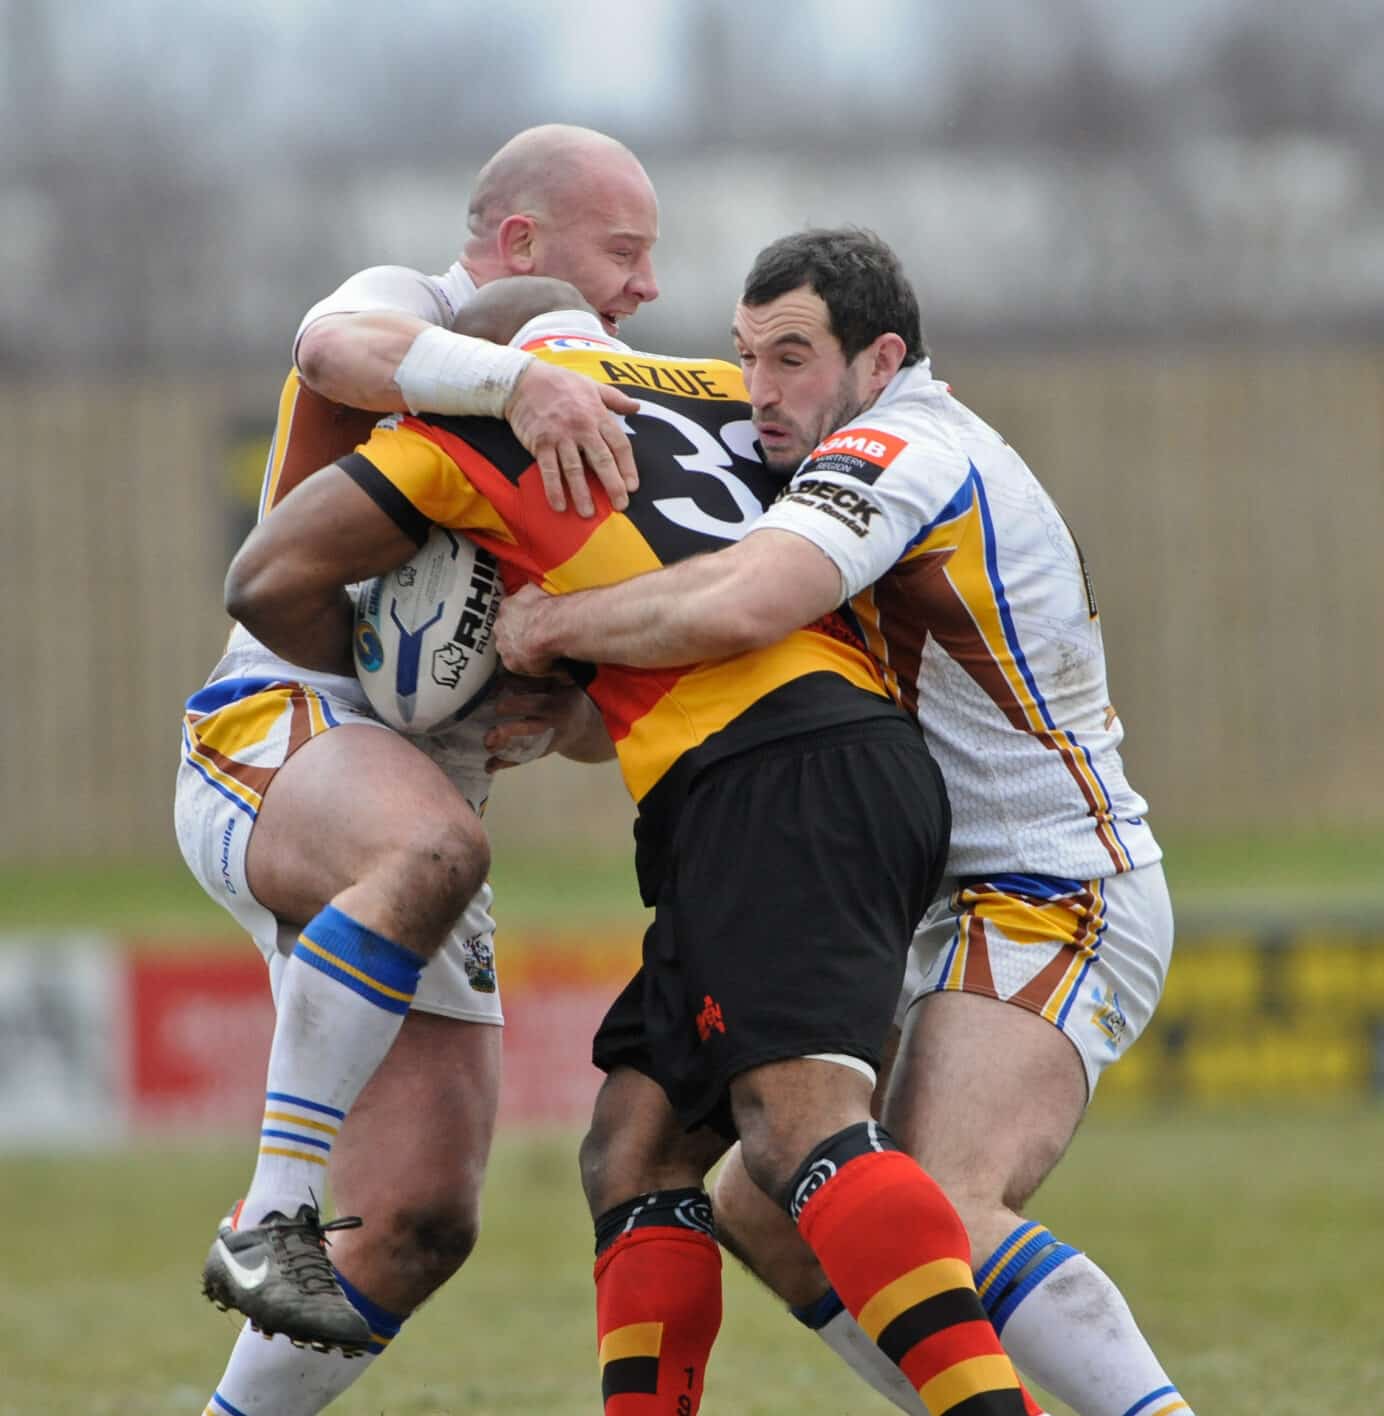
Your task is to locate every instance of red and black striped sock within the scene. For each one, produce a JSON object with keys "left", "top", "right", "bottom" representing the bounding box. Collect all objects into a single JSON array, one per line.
[
  {"left": 790, "top": 1123, "right": 1038, "bottom": 1416},
  {"left": 593, "top": 1189, "right": 723, "bottom": 1414}
]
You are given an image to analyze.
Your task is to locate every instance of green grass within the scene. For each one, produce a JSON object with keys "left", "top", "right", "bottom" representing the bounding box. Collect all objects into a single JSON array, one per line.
[
  {"left": 0, "top": 850, "right": 645, "bottom": 942},
  {"left": 1159, "top": 826, "right": 1384, "bottom": 918},
  {"left": 0, "top": 1107, "right": 1380, "bottom": 1414},
  {"left": 0, "top": 826, "right": 1380, "bottom": 943}
]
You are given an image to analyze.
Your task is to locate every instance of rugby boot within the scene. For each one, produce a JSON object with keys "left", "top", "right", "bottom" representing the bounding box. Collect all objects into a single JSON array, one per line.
[{"left": 202, "top": 1201, "right": 370, "bottom": 1356}]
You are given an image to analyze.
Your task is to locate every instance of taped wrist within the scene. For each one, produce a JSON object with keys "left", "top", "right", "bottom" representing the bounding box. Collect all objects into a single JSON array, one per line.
[{"left": 393, "top": 324, "right": 534, "bottom": 417}]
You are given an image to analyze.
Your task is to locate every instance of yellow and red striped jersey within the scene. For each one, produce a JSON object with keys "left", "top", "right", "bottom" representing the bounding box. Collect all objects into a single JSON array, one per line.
[{"left": 341, "top": 339, "right": 899, "bottom": 828}]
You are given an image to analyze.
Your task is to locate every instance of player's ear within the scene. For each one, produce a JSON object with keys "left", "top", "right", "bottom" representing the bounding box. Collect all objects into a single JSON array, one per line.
[
  {"left": 867, "top": 332, "right": 908, "bottom": 391},
  {"left": 496, "top": 215, "right": 539, "bottom": 274}
]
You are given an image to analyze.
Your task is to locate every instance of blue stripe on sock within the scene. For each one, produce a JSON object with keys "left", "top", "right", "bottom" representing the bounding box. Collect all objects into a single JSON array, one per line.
[
  {"left": 265, "top": 1090, "right": 346, "bottom": 1120},
  {"left": 988, "top": 1241, "right": 1079, "bottom": 1335},
  {"left": 295, "top": 905, "right": 424, "bottom": 1010},
  {"left": 974, "top": 1220, "right": 1043, "bottom": 1291},
  {"left": 335, "top": 1268, "right": 407, "bottom": 1354},
  {"left": 294, "top": 951, "right": 414, "bottom": 1014},
  {"left": 1121, "top": 1386, "right": 1179, "bottom": 1416},
  {"left": 260, "top": 1127, "right": 333, "bottom": 1151},
  {"left": 790, "top": 1287, "right": 846, "bottom": 1330},
  {"left": 212, "top": 1393, "right": 250, "bottom": 1416}
]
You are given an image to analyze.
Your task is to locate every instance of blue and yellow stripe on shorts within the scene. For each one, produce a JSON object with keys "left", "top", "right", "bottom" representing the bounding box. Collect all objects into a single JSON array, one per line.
[
  {"left": 181, "top": 676, "right": 339, "bottom": 820},
  {"left": 932, "top": 873, "right": 1109, "bottom": 1028}
]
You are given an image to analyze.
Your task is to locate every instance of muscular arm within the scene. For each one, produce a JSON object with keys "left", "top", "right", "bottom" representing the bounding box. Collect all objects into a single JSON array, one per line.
[
  {"left": 495, "top": 529, "right": 845, "bottom": 675},
  {"left": 296, "top": 283, "right": 639, "bottom": 516},
  {"left": 223, "top": 464, "right": 419, "bottom": 677},
  {"left": 296, "top": 311, "right": 426, "bottom": 411}
]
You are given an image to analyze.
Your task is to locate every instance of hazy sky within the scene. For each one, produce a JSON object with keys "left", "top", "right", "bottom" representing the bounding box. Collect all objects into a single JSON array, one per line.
[{"left": 14, "top": 0, "right": 1374, "bottom": 159}]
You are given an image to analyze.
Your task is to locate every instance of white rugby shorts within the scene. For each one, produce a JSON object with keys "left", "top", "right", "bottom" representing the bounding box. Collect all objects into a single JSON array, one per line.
[
  {"left": 899, "top": 862, "right": 1173, "bottom": 1094},
  {"left": 174, "top": 676, "right": 503, "bottom": 1025}
]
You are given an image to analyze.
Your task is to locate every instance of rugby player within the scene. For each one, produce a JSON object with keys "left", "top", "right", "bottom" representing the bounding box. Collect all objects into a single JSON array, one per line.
[
  {"left": 178, "top": 126, "right": 656, "bottom": 1416},
  {"left": 496, "top": 228, "right": 1195, "bottom": 1416},
  {"left": 226, "top": 276, "right": 1042, "bottom": 1416}
]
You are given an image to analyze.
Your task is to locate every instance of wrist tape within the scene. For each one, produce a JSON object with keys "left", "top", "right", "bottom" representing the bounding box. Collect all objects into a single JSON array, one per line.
[{"left": 394, "top": 324, "right": 534, "bottom": 417}]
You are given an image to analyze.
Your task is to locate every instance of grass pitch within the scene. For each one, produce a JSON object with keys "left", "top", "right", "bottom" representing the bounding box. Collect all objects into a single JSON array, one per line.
[
  {"left": 1, "top": 825, "right": 1382, "bottom": 942},
  {"left": 2, "top": 1106, "right": 1380, "bottom": 1415}
]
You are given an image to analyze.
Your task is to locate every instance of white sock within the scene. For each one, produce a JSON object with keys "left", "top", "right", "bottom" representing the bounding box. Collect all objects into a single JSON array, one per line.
[
  {"left": 203, "top": 1331, "right": 379, "bottom": 1416},
  {"left": 977, "top": 1223, "right": 1194, "bottom": 1416},
  {"left": 242, "top": 905, "right": 424, "bottom": 1224},
  {"left": 793, "top": 1291, "right": 928, "bottom": 1414},
  {"left": 202, "top": 1270, "right": 404, "bottom": 1415}
]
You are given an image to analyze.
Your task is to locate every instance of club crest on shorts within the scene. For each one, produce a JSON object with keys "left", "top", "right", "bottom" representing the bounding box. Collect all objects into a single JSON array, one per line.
[
  {"left": 694, "top": 994, "right": 725, "bottom": 1042},
  {"left": 461, "top": 934, "right": 497, "bottom": 994},
  {"left": 1090, "top": 984, "right": 1127, "bottom": 1050}
]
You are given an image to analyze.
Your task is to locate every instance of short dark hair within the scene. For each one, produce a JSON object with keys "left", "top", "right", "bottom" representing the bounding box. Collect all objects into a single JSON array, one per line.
[{"left": 741, "top": 227, "right": 926, "bottom": 365}]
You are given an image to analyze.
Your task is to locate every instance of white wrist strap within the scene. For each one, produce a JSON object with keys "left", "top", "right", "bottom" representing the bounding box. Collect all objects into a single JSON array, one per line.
[{"left": 394, "top": 325, "right": 535, "bottom": 417}]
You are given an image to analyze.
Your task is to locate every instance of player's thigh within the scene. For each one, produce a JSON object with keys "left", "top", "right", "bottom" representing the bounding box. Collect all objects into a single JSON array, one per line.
[
  {"left": 885, "top": 990, "right": 1086, "bottom": 1215},
  {"left": 246, "top": 720, "right": 486, "bottom": 925},
  {"left": 330, "top": 1009, "right": 502, "bottom": 1223}
]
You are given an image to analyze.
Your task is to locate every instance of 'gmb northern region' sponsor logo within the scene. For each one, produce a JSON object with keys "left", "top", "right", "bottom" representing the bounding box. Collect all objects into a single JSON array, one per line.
[{"left": 809, "top": 426, "right": 907, "bottom": 468}]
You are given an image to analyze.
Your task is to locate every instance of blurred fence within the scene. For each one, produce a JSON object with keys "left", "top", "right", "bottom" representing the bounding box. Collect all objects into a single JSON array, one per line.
[
  {"left": 1, "top": 918, "right": 1380, "bottom": 1149},
  {"left": 2, "top": 344, "right": 1382, "bottom": 860}
]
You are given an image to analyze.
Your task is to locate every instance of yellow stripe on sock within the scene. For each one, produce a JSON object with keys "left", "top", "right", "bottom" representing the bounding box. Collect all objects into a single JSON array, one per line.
[
  {"left": 1148, "top": 1403, "right": 1190, "bottom": 1416},
  {"left": 263, "top": 1109, "right": 339, "bottom": 1136},
  {"left": 857, "top": 1258, "right": 975, "bottom": 1341},
  {"left": 257, "top": 1146, "right": 329, "bottom": 1166},
  {"left": 296, "top": 935, "right": 416, "bottom": 1004},
  {"left": 920, "top": 1355, "right": 1022, "bottom": 1415},
  {"left": 976, "top": 1227, "right": 1044, "bottom": 1299},
  {"left": 598, "top": 1321, "right": 664, "bottom": 1367}
]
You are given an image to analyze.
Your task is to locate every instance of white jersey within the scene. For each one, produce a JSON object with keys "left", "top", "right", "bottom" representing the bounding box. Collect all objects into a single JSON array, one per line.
[
  {"left": 293, "top": 260, "right": 478, "bottom": 363},
  {"left": 756, "top": 361, "right": 1159, "bottom": 881},
  {"left": 207, "top": 262, "right": 491, "bottom": 780}
]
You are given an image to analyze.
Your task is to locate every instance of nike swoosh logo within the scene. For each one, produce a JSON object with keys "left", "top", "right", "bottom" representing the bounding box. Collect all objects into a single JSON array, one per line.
[{"left": 216, "top": 1238, "right": 270, "bottom": 1291}]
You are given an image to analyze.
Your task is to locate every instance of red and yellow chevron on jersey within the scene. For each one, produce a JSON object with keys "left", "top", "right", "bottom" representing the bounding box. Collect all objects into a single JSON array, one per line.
[{"left": 341, "top": 346, "right": 897, "bottom": 818}]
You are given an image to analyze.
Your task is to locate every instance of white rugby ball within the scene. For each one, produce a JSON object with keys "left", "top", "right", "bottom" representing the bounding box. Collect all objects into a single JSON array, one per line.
[{"left": 354, "top": 526, "right": 502, "bottom": 734}]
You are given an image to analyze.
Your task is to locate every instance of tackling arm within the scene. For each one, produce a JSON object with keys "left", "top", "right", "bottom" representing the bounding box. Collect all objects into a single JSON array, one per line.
[
  {"left": 224, "top": 464, "right": 419, "bottom": 677},
  {"left": 294, "top": 272, "right": 640, "bottom": 517},
  {"left": 495, "top": 529, "right": 845, "bottom": 675},
  {"left": 296, "top": 310, "right": 429, "bottom": 412}
]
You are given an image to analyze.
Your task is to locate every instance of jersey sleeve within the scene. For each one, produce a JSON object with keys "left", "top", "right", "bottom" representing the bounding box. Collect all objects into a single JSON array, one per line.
[
  {"left": 753, "top": 423, "right": 973, "bottom": 598},
  {"left": 293, "top": 265, "right": 453, "bottom": 364}
]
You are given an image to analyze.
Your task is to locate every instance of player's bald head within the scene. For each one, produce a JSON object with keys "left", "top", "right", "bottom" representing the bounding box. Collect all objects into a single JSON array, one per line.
[
  {"left": 467, "top": 125, "right": 650, "bottom": 237},
  {"left": 451, "top": 276, "right": 592, "bottom": 346},
  {"left": 461, "top": 124, "right": 660, "bottom": 333}
]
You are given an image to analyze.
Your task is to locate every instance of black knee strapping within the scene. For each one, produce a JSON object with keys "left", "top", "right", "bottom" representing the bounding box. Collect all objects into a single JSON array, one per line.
[
  {"left": 782, "top": 1120, "right": 902, "bottom": 1220},
  {"left": 593, "top": 1187, "right": 716, "bottom": 1257}
]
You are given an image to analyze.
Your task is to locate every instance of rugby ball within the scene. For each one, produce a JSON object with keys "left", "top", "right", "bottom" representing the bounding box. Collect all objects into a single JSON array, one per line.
[{"left": 354, "top": 526, "right": 502, "bottom": 733}]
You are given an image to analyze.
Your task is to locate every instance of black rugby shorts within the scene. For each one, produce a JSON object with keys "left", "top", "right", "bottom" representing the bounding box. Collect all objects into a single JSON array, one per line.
[{"left": 592, "top": 716, "right": 949, "bottom": 1137}]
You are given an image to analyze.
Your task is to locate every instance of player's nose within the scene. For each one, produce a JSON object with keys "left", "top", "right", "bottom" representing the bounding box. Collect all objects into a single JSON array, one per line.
[
  {"left": 627, "top": 253, "right": 659, "bottom": 304},
  {"left": 744, "top": 365, "right": 778, "bottom": 409}
]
